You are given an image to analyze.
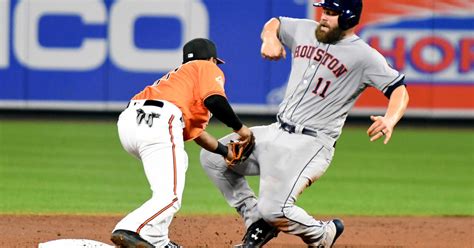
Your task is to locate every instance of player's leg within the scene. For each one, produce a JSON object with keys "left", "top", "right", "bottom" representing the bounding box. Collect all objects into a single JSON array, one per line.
[
  {"left": 199, "top": 125, "right": 269, "bottom": 228},
  {"left": 112, "top": 108, "right": 156, "bottom": 248},
  {"left": 201, "top": 124, "right": 285, "bottom": 247},
  {"left": 113, "top": 104, "right": 186, "bottom": 247},
  {"left": 255, "top": 128, "right": 343, "bottom": 247}
]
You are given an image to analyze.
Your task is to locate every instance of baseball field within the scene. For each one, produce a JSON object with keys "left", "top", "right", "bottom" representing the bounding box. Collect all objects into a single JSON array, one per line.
[{"left": 0, "top": 118, "right": 472, "bottom": 247}]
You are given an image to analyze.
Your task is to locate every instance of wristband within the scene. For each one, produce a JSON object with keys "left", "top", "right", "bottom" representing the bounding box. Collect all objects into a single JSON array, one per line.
[{"left": 214, "top": 142, "right": 228, "bottom": 157}]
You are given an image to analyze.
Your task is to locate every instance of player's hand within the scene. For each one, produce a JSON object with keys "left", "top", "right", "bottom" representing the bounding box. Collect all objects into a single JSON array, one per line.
[
  {"left": 225, "top": 144, "right": 234, "bottom": 161},
  {"left": 261, "top": 36, "right": 286, "bottom": 61},
  {"left": 235, "top": 125, "right": 253, "bottom": 144},
  {"left": 367, "top": 115, "right": 395, "bottom": 144},
  {"left": 226, "top": 127, "right": 256, "bottom": 167}
]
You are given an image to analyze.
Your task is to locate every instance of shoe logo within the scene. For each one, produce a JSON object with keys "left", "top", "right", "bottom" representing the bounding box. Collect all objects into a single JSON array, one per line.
[{"left": 250, "top": 228, "right": 263, "bottom": 240}]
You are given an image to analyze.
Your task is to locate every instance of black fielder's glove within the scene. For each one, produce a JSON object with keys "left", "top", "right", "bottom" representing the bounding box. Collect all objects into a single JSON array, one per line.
[{"left": 225, "top": 133, "right": 255, "bottom": 167}]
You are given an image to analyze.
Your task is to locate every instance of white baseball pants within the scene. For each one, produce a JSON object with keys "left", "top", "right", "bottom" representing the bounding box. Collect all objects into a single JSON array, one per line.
[{"left": 113, "top": 100, "right": 187, "bottom": 247}]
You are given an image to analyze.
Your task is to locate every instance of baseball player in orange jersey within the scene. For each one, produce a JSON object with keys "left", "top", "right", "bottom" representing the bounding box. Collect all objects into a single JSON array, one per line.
[{"left": 111, "top": 38, "right": 253, "bottom": 248}]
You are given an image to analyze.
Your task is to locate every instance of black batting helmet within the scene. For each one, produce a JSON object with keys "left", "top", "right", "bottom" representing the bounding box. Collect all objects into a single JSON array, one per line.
[{"left": 313, "top": 0, "right": 363, "bottom": 30}]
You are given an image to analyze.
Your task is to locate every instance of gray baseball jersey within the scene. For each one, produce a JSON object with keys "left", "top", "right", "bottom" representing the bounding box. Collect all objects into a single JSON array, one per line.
[
  {"left": 200, "top": 17, "right": 405, "bottom": 246},
  {"left": 278, "top": 17, "right": 404, "bottom": 140}
]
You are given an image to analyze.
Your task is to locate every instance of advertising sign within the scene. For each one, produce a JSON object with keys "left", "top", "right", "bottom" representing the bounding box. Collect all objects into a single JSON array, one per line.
[
  {"left": 0, "top": 0, "right": 472, "bottom": 118},
  {"left": 351, "top": 0, "right": 474, "bottom": 118}
]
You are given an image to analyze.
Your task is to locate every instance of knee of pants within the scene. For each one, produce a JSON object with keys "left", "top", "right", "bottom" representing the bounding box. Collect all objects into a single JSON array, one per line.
[
  {"left": 200, "top": 148, "right": 226, "bottom": 170},
  {"left": 150, "top": 193, "right": 181, "bottom": 209},
  {"left": 257, "top": 199, "right": 284, "bottom": 225}
]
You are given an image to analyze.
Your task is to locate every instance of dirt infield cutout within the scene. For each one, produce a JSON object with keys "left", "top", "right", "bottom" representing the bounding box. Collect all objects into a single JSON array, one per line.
[{"left": 0, "top": 215, "right": 471, "bottom": 247}]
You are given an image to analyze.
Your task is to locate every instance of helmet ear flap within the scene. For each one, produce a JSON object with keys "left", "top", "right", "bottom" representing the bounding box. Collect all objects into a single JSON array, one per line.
[{"left": 338, "top": 8, "right": 358, "bottom": 30}]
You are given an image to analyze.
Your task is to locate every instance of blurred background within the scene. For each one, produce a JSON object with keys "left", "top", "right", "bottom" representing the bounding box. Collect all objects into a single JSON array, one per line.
[{"left": 0, "top": 0, "right": 472, "bottom": 118}]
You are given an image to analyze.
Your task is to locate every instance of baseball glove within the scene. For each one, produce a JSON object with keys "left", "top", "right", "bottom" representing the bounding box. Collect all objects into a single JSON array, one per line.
[{"left": 225, "top": 133, "right": 255, "bottom": 167}]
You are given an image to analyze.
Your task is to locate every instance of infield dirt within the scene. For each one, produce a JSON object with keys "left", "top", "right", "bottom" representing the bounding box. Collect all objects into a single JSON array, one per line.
[{"left": 0, "top": 215, "right": 471, "bottom": 247}]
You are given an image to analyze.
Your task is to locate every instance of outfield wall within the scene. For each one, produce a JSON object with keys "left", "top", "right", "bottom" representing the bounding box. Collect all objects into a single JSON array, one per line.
[{"left": 0, "top": 0, "right": 472, "bottom": 118}]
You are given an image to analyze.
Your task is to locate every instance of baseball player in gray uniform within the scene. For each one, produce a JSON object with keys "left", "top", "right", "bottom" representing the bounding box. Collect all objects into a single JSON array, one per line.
[{"left": 200, "top": 0, "right": 409, "bottom": 247}]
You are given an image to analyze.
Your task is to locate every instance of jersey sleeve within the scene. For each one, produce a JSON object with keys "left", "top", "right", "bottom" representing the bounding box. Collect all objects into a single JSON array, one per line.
[
  {"left": 198, "top": 62, "right": 227, "bottom": 100},
  {"left": 362, "top": 48, "right": 405, "bottom": 94},
  {"left": 278, "top": 17, "right": 298, "bottom": 50},
  {"left": 279, "top": 17, "right": 318, "bottom": 52}
]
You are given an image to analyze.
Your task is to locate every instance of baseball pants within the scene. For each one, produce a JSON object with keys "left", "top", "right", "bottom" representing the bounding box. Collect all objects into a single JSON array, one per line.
[
  {"left": 114, "top": 99, "right": 187, "bottom": 247},
  {"left": 200, "top": 123, "right": 336, "bottom": 245}
]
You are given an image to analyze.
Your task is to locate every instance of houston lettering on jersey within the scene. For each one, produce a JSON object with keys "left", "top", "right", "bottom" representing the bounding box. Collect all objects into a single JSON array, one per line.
[{"left": 294, "top": 45, "right": 348, "bottom": 78}]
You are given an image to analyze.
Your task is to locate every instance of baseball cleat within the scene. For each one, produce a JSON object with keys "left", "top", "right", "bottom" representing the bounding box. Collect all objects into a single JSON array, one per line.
[
  {"left": 308, "top": 219, "right": 344, "bottom": 248},
  {"left": 330, "top": 218, "right": 344, "bottom": 246},
  {"left": 110, "top": 229, "right": 154, "bottom": 248},
  {"left": 234, "top": 218, "right": 279, "bottom": 248},
  {"left": 164, "top": 240, "right": 183, "bottom": 248}
]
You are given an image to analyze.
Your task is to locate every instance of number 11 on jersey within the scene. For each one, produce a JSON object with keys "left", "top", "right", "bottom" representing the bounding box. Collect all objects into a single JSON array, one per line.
[{"left": 312, "top": 77, "right": 331, "bottom": 98}]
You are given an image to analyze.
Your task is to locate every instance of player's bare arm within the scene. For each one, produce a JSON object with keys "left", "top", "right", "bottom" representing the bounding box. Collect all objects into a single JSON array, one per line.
[
  {"left": 194, "top": 131, "right": 219, "bottom": 152},
  {"left": 261, "top": 18, "right": 286, "bottom": 60},
  {"left": 367, "top": 85, "right": 409, "bottom": 144},
  {"left": 194, "top": 131, "right": 233, "bottom": 160}
]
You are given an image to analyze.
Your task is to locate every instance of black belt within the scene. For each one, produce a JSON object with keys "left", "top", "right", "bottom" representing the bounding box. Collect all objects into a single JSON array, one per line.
[
  {"left": 127, "top": 100, "right": 164, "bottom": 108},
  {"left": 279, "top": 121, "right": 336, "bottom": 148},
  {"left": 143, "top": 100, "right": 164, "bottom": 108}
]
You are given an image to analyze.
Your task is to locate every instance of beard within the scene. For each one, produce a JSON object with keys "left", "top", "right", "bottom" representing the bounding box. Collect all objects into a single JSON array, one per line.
[{"left": 315, "top": 24, "right": 344, "bottom": 44}]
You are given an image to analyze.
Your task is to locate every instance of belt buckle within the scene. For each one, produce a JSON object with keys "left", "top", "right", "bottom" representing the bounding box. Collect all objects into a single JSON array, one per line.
[{"left": 281, "top": 122, "right": 295, "bottom": 133}]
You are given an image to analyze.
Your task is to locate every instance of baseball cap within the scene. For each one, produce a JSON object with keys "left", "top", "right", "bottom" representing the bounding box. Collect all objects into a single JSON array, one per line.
[{"left": 182, "top": 38, "right": 225, "bottom": 64}]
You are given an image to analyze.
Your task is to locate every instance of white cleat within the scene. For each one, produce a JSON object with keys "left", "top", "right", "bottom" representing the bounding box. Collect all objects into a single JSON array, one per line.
[{"left": 309, "top": 219, "right": 344, "bottom": 248}]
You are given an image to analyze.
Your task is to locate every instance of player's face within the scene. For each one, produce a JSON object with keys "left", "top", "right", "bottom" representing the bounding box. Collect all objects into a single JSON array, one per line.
[{"left": 315, "top": 8, "right": 343, "bottom": 44}]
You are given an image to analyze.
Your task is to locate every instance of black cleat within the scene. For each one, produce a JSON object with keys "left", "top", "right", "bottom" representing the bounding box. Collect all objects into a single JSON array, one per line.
[
  {"left": 234, "top": 219, "right": 279, "bottom": 248},
  {"left": 164, "top": 240, "right": 183, "bottom": 248},
  {"left": 111, "top": 229, "right": 154, "bottom": 248},
  {"left": 330, "top": 219, "right": 344, "bottom": 247}
]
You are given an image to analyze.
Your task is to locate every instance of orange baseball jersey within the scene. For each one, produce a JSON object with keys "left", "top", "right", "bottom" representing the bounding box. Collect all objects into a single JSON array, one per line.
[{"left": 132, "top": 60, "right": 226, "bottom": 141}]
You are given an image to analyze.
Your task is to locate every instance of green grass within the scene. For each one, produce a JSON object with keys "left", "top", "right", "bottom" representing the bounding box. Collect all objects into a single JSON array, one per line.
[
  {"left": 0, "top": 120, "right": 472, "bottom": 216},
  {"left": 298, "top": 127, "right": 474, "bottom": 216}
]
